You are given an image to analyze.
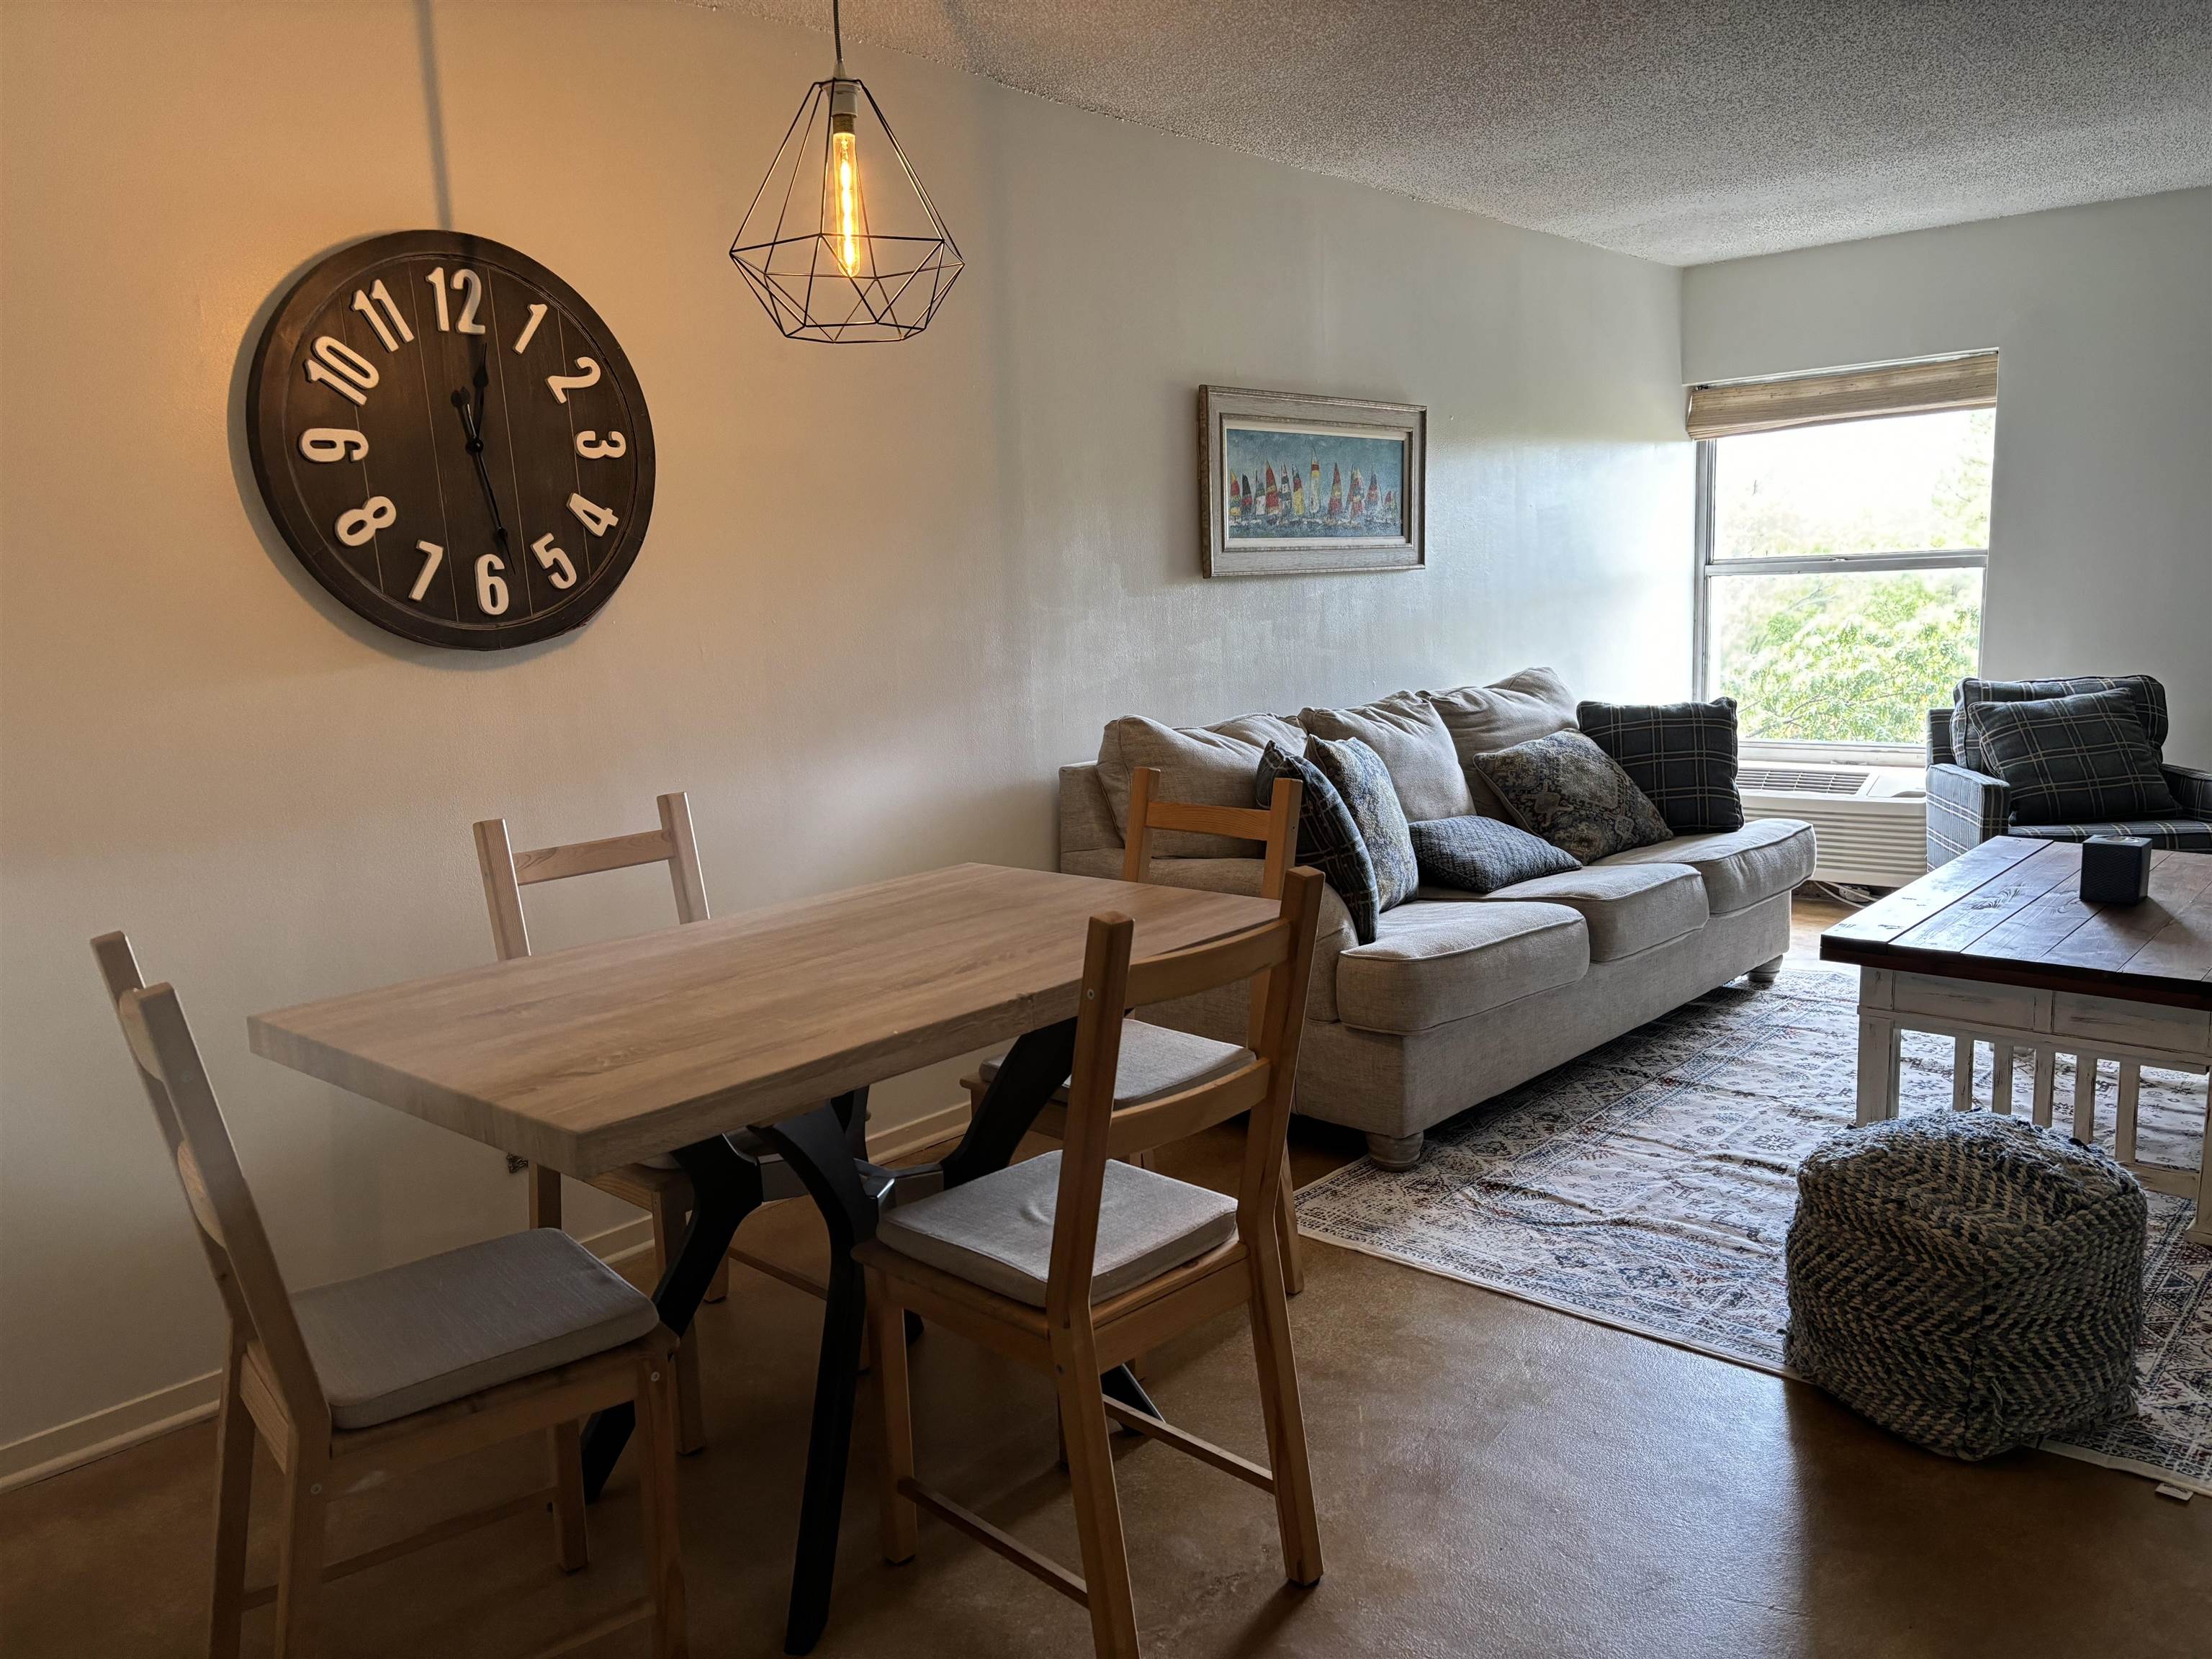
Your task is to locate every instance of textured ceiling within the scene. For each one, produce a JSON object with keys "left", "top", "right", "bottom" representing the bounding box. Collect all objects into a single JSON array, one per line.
[{"left": 703, "top": 0, "right": 2212, "bottom": 264}]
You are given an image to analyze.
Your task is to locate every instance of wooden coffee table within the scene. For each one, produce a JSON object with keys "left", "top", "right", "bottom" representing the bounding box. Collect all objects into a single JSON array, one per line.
[{"left": 1820, "top": 837, "right": 2211, "bottom": 1244}]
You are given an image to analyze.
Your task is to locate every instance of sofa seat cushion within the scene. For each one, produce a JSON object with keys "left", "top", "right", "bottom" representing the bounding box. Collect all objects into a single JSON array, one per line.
[
  {"left": 876, "top": 1151, "right": 1237, "bottom": 1307},
  {"left": 1596, "top": 819, "right": 1816, "bottom": 915},
  {"left": 1476, "top": 864, "right": 1707, "bottom": 961},
  {"left": 293, "top": 1228, "right": 662, "bottom": 1430},
  {"left": 1336, "top": 900, "right": 1588, "bottom": 1035}
]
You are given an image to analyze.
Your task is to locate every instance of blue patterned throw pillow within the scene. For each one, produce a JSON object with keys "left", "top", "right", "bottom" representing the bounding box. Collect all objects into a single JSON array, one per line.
[
  {"left": 1470, "top": 729, "right": 1672, "bottom": 863},
  {"left": 1408, "top": 814, "right": 1581, "bottom": 894},
  {"left": 1966, "top": 688, "right": 2180, "bottom": 826},
  {"left": 1254, "top": 741, "right": 1382, "bottom": 943},
  {"left": 1302, "top": 734, "right": 1419, "bottom": 914}
]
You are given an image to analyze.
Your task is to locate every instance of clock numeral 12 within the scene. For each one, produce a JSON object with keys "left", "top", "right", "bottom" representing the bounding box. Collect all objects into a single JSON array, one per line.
[
  {"left": 567, "top": 493, "right": 619, "bottom": 536},
  {"left": 531, "top": 534, "right": 577, "bottom": 590},
  {"left": 475, "top": 552, "right": 510, "bottom": 616},
  {"left": 409, "top": 541, "right": 445, "bottom": 602},
  {"left": 304, "top": 336, "right": 379, "bottom": 406},
  {"left": 351, "top": 280, "right": 415, "bottom": 353},
  {"left": 426, "top": 266, "right": 487, "bottom": 334}
]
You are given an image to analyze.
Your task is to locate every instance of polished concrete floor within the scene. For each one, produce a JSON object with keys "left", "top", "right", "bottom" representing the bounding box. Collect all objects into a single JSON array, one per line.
[{"left": 6, "top": 899, "right": 2208, "bottom": 1658}]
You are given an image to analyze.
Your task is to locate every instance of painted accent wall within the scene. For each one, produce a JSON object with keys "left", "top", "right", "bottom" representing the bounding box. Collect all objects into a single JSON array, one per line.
[
  {"left": 0, "top": 2, "right": 1689, "bottom": 1453},
  {"left": 1681, "top": 189, "right": 2212, "bottom": 760}
]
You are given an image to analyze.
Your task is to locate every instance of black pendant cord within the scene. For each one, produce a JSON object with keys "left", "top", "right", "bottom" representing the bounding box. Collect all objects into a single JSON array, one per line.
[{"left": 831, "top": 0, "right": 843, "bottom": 75}]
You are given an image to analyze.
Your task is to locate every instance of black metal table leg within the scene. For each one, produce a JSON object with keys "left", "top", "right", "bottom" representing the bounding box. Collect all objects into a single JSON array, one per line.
[
  {"left": 580, "top": 1134, "right": 762, "bottom": 1501},
  {"left": 940, "top": 1019, "right": 1161, "bottom": 1421},
  {"left": 754, "top": 1092, "right": 881, "bottom": 1658}
]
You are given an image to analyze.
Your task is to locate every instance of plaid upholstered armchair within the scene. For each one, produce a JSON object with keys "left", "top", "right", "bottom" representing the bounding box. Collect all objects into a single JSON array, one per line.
[{"left": 1925, "top": 674, "right": 2212, "bottom": 867}]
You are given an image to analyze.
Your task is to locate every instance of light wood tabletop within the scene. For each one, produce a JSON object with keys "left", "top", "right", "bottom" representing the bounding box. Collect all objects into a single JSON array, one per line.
[{"left": 248, "top": 863, "right": 1278, "bottom": 1179}]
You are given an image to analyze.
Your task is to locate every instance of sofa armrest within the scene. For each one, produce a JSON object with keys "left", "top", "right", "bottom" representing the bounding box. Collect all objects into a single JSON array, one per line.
[
  {"left": 1925, "top": 763, "right": 2010, "bottom": 867},
  {"left": 1926, "top": 707, "right": 1958, "bottom": 767},
  {"left": 2162, "top": 763, "right": 2212, "bottom": 818}
]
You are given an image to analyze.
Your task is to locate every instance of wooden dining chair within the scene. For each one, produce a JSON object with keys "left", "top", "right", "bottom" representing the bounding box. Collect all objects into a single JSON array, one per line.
[
  {"left": 475, "top": 791, "right": 865, "bottom": 1454},
  {"left": 861, "top": 868, "right": 1326, "bottom": 1658},
  {"left": 963, "top": 765, "right": 1308, "bottom": 1293},
  {"left": 92, "top": 933, "right": 688, "bottom": 1659}
]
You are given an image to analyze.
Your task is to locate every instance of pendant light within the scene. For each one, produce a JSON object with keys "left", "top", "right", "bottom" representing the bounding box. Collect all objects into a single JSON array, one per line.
[{"left": 729, "top": 0, "right": 963, "bottom": 343}]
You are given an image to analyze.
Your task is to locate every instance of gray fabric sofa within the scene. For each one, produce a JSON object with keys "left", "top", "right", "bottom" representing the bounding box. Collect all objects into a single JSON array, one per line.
[{"left": 1056, "top": 674, "right": 1817, "bottom": 1168}]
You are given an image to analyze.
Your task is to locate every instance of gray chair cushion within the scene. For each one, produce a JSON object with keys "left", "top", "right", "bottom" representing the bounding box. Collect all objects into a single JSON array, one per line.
[
  {"left": 1336, "top": 899, "right": 1588, "bottom": 1034},
  {"left": 875, "top": 1151, "right": 1238, "bottom": 1307},
  {"left": 978, "top": 1020, "right": 1251, "bottom": 1107},
  {"left": 1478, "top": 863, "right": 1707, "bottom": 961},
  {"left": 1594, "top": 819, "right": 1817, "bottom": 915},
  {"left": 293, "top": 1227, "right": 660, "bottom": 1430}
]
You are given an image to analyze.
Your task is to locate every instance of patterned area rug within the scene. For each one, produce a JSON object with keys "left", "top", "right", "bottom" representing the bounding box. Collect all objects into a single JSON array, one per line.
[{"left": 1295, "top": 963, "right": 2212, "bottom": 1493}]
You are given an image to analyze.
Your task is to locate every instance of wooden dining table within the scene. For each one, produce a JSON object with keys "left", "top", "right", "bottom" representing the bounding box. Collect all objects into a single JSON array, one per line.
[{"left": 247, "top": 861, "right": 1280, "bottom": 1655}]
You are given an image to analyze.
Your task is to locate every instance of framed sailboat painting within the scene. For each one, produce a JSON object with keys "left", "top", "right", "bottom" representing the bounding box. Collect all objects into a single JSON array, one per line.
[{"left": 1200, "top": 385, "right": 1426, "bottom": 577}]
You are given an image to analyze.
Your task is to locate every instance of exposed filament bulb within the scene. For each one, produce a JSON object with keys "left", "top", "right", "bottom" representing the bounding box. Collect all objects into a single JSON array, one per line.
[{"left": 831, "top": 85, "right": 863, "bottom": 276}]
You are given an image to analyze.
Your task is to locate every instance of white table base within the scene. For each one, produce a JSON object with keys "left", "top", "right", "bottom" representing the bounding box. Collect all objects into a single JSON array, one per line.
[{"left": 1854, "top": 966, "right": 2212, "bottom": 1246}]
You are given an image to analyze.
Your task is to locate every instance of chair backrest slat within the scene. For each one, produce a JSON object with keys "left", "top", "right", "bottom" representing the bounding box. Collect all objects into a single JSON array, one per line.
[
  {"left": 475, "top": 791, "right": 711, "bottom": 963},
  {"left": 94, "top": 940, "right": 331, "bottom": 1438},
  {"left": 1044, "top": 868, "right": 1325, "bottom": 1325},
  {"left": 1101, "top": 1061, "right": 1270, "bottom": 1163},
  {"left": 1122, "top": 768, "right": 1302, "bottom": 899}
]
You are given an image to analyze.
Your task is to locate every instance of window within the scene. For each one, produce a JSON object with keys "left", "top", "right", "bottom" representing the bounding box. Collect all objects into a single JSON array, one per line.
[{"left": 1690, "top": 354, "right": 1996, "bottom": 750}]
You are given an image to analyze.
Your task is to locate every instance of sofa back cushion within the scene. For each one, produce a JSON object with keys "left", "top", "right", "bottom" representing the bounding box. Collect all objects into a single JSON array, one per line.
[
  {"left": 1471, "top": 729, "right": 1673, "bottom": 863},
  {"left": 1575, "top": 698, "right": 1745, "bottom": 834},
  {"left": 1423, "top": 668, "right": 1579, "bottom": 818},
  {"left": 1299, "top": 693, "right": 1475, "bottom": 822},
  {"left": 1954, "top": 675, "right": 2167, "bottom": 775},
  {"left": 1965, "top": 688, "right": 2180, "bottom": 826},
  {"left": 1096, "top": 712, "right": 1305, "bottom": 857}
]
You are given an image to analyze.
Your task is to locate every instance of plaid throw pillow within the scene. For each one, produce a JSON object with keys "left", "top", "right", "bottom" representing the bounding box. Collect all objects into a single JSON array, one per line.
[
  {"left": 1408, "top": 814, "right": 1581, "bottom": 894},
  {"left": 1254, "top": 742, "right": 1382, "bottom": 944},
  {"left": 1575, "top": 698, "right": 1743, "bottom": 832},
  {"left": 1966, "top": 689, "right": 2180, "bottom": 826},
  {"left": 1302, "top": 734, "right": 1419, "bottom": 914},
  {"left": 1954, "top": 675, "right": 2167, "bottom": 775},
  {"left": 1470, "top": 730, "right": 1673, "bottom": 863}
]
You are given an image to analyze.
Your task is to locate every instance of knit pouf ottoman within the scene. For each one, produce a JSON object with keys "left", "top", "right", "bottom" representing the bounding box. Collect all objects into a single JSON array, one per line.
[{"left": 1785, "top": 1111, "right": 2145, "bottom": 1460}]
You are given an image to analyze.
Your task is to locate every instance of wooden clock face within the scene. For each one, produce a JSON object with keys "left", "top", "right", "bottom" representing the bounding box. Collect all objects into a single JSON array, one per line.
[{"left": 248, "top": 230, "right": 655, "bottom": 649}]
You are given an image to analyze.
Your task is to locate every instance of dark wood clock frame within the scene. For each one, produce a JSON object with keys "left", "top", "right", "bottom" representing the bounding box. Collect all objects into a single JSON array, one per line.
[{"left": 247, "top": 230, "right": 655, "bottom": 650}]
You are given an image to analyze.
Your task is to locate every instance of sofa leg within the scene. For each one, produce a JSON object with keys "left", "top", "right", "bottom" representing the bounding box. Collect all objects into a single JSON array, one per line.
[
  {"left": 1748, "top": 955, "right": 1784, "bottom": 987},
  {"left": 1365, "top": 1131, "right": 1424, "bottom": 1171}
]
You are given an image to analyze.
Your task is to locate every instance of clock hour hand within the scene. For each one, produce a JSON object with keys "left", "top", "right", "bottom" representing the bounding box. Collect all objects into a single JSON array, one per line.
[{"left": 451, "top": 375, "right": 509, "bottom": 547}]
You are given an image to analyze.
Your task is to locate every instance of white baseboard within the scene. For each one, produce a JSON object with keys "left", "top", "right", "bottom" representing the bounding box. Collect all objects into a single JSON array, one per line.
[{"left": 0, "top": 1097, "right": 973, "bottom": 1494}]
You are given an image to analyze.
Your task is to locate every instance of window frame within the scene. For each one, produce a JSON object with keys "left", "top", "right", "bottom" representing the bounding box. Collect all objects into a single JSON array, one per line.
[{"left": 1690, "top": 418, "right": 1990, "bottom": 761}]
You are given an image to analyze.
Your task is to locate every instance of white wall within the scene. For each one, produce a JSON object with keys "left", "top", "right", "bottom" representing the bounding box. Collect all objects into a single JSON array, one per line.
[
  {"left": 1682, "top": 189, "right": 2212, "bottom": 759},
  {"left": 0, "top": 1, "right": 1689, "bottom": 1454}
]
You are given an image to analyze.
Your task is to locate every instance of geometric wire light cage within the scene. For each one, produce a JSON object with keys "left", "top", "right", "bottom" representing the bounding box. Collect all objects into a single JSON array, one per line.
[{"left": 729, "top": 7, "right": 963, "bottom": 343}]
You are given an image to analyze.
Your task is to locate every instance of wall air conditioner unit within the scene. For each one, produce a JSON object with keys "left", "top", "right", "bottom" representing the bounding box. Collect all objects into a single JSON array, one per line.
[{"left": 1737, "top": 764, "right": 1929, "bottom": 891}]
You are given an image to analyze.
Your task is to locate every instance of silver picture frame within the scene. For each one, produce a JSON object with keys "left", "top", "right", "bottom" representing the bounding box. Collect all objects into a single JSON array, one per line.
[{"left": 1199, "top": 385, "right": 1426, "bottom": 577}]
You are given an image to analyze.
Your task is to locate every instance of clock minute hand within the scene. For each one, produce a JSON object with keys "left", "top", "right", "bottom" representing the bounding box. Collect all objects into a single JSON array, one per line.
[{"left": 451, "top": 385, "right": 510, "bottom": 547}]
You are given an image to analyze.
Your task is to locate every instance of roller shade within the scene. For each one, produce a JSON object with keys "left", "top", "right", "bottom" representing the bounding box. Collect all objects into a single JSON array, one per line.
[{"left": 1686, "top": 351, "right": 1998, "bottom": 439}]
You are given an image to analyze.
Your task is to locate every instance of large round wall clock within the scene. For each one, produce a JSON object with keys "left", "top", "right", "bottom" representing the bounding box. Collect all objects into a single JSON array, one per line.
[{"left": 248, "top": 230, "right": 655, "bottom": 649}]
